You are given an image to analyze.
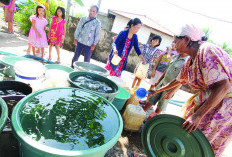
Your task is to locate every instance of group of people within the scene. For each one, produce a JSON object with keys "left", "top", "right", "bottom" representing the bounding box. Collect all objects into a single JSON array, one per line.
[
  {"left": 104, "top": 17, "right": 232, "bottom": 156},
  {"left": 26, "top": 5, "right": 66, "bottom": 63},
  {"left": 2, "top": 1, "right": 232, "bottom": 156}
]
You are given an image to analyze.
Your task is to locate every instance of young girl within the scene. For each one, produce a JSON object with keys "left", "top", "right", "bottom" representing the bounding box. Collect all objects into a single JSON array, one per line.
[
  {"left": 28, "top": 5, "right": 48, "bottom": 58},
  {"left": 131, "top": 35, "right": 162, "bottom": 88},
  {"left": 48, "top": 7, "right": 66, "bottom": 64},
  {"left": 25, "top": 11, "right": 46, "bottom": 55},
  {"left": 149, "top": 41, "right": 177, "bottom": 90}
]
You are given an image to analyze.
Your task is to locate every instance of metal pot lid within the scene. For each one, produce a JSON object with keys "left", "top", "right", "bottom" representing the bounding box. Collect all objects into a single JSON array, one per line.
[{"left": 141, "top": 114, "right": 215, "bottom": 157}]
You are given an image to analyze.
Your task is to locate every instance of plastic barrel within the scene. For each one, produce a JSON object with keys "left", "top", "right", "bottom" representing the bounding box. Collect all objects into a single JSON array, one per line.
[
  {"left": 0, "top": 97, "right": 8, "bottom": 133},
  {"left": 11, "top": 87, "right": 123, "bottom": 157},
  {"left": 68, "top": 71, "right": 119, "bottom": 102},
  {"left": 45, "top": 64, "right": 74, "bottom": 73},
  {"left": 73, "top": 62, "right": 109, "bottom": 77},
  {"left": 112, "top": 87, "right": 131, "bottom": 111}
]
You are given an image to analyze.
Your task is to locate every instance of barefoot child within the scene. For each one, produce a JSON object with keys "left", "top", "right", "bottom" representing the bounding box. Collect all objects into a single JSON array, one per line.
[
  {"left": 28, "top": 5, "right": 48, "bottom": 58},
  {"left": 3, "top": 0, "right": 15, "bottom": 33},
  {"left": 131, "top": 35, "right": 162, "bottom": 88},
  {"left": 48, "top": 6, "right": 66, "bottom": 64}
]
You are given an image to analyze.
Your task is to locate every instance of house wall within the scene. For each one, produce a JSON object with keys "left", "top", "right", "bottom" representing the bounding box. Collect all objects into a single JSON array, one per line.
[
  {"left": 111, "top": 15, "right": 173, "bottom": 51},
  {"left": 150, "top": 29, "right": 174, "bottom": 51}
]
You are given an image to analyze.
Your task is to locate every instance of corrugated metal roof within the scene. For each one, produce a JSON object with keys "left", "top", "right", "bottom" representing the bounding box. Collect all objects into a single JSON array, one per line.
[{"left": 109, "top": 9, "right": 174, "bottom": 37}]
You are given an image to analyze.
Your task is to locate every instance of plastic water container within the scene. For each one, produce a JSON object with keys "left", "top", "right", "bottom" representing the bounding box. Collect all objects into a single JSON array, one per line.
[
  {"left": 14, "top": 61, "right": 45, "bottom": 91},
  {"left": 111, "top": 55, "right": 121, "bottom": 65},
  {"left": 122, "top": 104, "right": 146, "bottom": 132},
  {"left": 136, "top": 88, "right": 147, "bottom": 99},
  {"left": 135, "top": 63, "right": 149, "bottom": 79},
  {"left": 125, "top": 87, "right": 139, "bottom": 107}
]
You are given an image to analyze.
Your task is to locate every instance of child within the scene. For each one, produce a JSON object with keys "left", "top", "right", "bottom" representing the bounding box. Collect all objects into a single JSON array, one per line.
[
  {"left": 149, "top": 41, "right": 177, "bottom": 90},
  {"left": 48, "top": 6, "right": 66, "bottom": 64},
  {"left": 142, "top": 51, "right": 188, "bottom": 117},
  {"left": 28, "top": 5, "right": 48, "bottom": 58},
  {"left": 131, "top": 35, "right": 162, "bottom": 88},
  {"left": 4, "top": 0, "right": 16, "bottom": 33},
  {"left": 25, "top": 13, "right": 44, "bottom": 55}
]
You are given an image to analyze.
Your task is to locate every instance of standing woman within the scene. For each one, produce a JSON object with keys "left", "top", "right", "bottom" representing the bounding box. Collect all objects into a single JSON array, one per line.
[
  {"left": 105, "top": 18, "right": 146, "bottom": 77},
  {"left": 147, "top": 24, "right": 232, "bottom": 157}
]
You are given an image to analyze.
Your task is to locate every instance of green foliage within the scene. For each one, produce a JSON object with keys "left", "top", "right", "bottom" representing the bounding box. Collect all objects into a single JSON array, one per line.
[
  {"left": 14, "top": 0, "right": 65, "bottom": 35},
  {"left": 14, "top": 0, "right": 37, "bottom": 35},
  {"left": 202, "top": 28, "right": 232, "bottom": 56},
  {"left": 73, "top": 0, "right": 84, "bottom": 7},
  {"left": 71, "top": 12, "right": 85, "bottom": 18}
]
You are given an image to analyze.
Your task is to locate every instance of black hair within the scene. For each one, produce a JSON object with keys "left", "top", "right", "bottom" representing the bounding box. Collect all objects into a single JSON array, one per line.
[
  {"left": 176, "top": 35, "right": 208, "bottom": 47},
  {"left": 55, "top": 6, "right": 65, "bottom": 19},
  {"left": 128, "top": 18, "right": 142, "bottom": 28},
  {"left": 151, "top": 35, "right": 162, "bottom": 46},
  {"left": 36, "top": 5, "right": 45, "bottom": 18},
  {"left": 90, "top": 5, "right": 99, "bottom": 12}
]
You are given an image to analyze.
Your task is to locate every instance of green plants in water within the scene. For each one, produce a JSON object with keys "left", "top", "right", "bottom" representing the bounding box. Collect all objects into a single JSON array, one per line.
[{"left": 21, "top": 89, "right": 119, "bottom": 150}]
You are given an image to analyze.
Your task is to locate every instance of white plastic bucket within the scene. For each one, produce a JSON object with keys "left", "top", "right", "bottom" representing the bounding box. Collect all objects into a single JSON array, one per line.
[
  {"left": 111, "top": 55, "right": 121, "bottom": 65},
  {"left": 14, "top": 61, "right": 45, "bottom": 91},
  {"left": 135, "top": 63, "right": 149, "bottom": 79}
]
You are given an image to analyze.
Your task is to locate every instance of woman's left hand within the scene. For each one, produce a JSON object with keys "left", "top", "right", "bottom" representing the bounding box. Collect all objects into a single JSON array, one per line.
[{"left": 181, "top": 113, "right": 202, "bottom": 133}]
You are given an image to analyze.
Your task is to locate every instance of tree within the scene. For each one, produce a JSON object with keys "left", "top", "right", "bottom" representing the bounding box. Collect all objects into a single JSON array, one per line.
[{"left": 66, "top": 0, "right": 84, "bottom": 21}]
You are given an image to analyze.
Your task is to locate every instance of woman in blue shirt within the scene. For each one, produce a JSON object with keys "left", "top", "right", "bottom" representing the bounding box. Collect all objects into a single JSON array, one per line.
[{"left": 105, "top": 18, "right": 145, "bottom": 77}]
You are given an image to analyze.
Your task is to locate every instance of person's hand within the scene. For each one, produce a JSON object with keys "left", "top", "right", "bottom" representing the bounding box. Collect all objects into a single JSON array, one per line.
[
  {"left": 148, "top": 88, "right": 157, "bottom": 95},
  {"left": 163, "top": 91, "right": 174, "bottom": 99},
  {"left": 182, "top": 113, "right": 202, "bottom": 133},
  {"left": 74, "top": 40, "right": 78, "bottom": 46},
  {"left": 113, "top": 50, "right": 118, "bottom": 55},
  {"left": 147, "top": 112, "right": 159, "bottom": 121},
  {"left": 37, "top": 32, "right": 42, "bottom": 38},
  {"left": 9, "top": 7, "right": 13, "bottom": 13},
  {"left": 90, "top": 45, "right": 95, "bottom": 51}
]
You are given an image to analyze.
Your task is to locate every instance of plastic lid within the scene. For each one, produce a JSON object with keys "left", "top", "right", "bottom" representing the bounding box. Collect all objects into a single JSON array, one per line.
[
  {"left": 142, "top": 114, "right": 215, "bottom": 157},
  {"left": 136, "top": 88, "right": 147, "bottom": 99},
  {"left": 0, "top": 56, "right": 36, "bottom": 66},
  {"left": 14, "top": 60, "right": 45, "bottom": 77}
]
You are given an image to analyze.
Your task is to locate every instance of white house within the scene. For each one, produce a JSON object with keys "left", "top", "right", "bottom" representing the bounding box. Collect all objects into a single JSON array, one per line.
[{"left": 108, "top": 10, "right": 174, "bottom": 51}]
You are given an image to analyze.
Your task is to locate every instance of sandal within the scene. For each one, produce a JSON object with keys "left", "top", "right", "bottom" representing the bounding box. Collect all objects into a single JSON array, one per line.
[
  {"left": 48, "top": 57, "right": 52, "bottom": 61},
  {"left": 55, "top": 60, "right": 61, "bottom": 64},
  {"left": 139, "top": 100, "right": 147, "bottom": 105}
]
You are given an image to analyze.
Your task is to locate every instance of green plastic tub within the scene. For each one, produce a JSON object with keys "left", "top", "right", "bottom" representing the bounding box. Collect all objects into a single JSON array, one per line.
[
  {"left": 68, "top": 71, "right": 119, "bottom": 102},
  {"left": 0, "top": 97, "right": 8, "bottom": 133},
  {"left": 0, "top": 56, "right": 37, "bottom": 78},
  {"left": 73, "top": 62, "right": 109, "bottom": 77},
  {"left": 12, "top": 87, "right": 123, "bottom": 157},
  {"left": 45, "top": 64, "right": 74, "bottom": 73},
  {"left": 112, "top": 87, "right": 130, "bottom": 111}
]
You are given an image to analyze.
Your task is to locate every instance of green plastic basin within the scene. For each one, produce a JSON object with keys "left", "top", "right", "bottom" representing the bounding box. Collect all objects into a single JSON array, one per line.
[
  {"left": 45, "top": 64, "right": 74, "bottom": 73},
  {"left": 68, "top": 71, "right": 119, "bottom": 102},
  {"left": 0, "top": 56, "right": 38, "bottom": 78},
  {"left": 0, "top": 97, "right": 8, "bottom": 133},
  {"left": 112, "top": 87, "right": 130, "bottom": 111},
  {"left": 73, "top": 62, "right": 109, "bottom": 77},
  {"left": 12, "top": 87, "right": 123, "bottom": 157}
]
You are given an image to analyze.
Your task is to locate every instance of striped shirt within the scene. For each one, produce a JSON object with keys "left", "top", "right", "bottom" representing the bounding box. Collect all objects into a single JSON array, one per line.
[
  {"left": 136, "top": 44, "right": 160, "bottom": 71},
  {"left": 74, "top": 16, "right": 101, "bottom": 46}
]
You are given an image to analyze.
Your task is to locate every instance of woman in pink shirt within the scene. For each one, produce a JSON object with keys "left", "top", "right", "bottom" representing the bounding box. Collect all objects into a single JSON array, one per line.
[{"left": 4, "top": 0, "right": 16, "bottom": 33}]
